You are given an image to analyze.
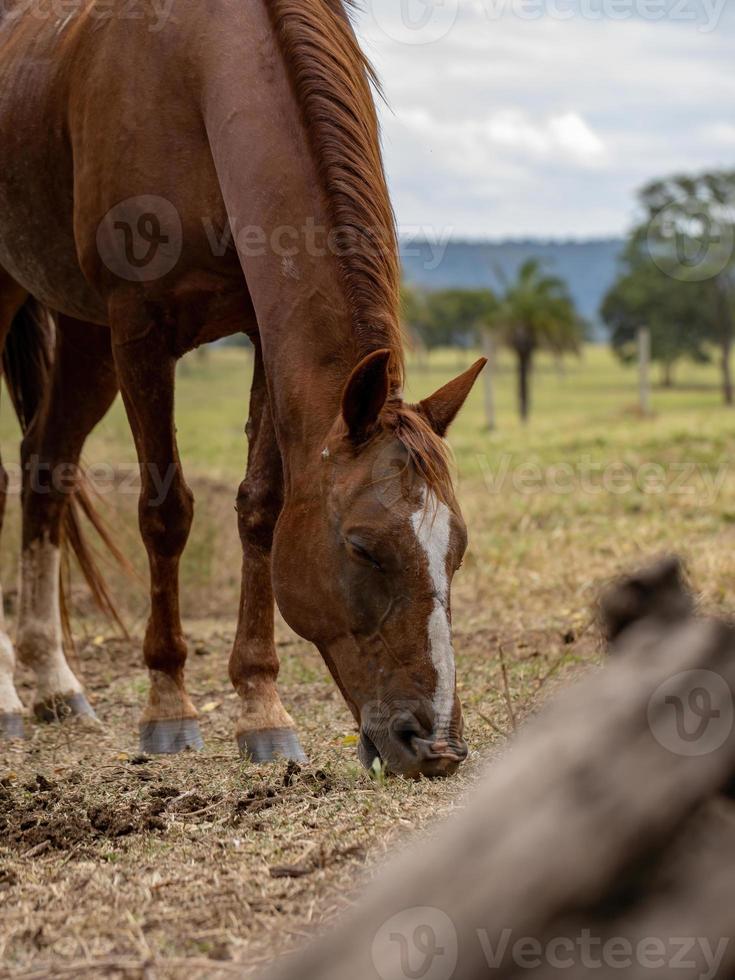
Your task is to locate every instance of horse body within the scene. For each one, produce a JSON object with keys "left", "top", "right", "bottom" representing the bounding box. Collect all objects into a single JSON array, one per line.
[
  {"left": 0, "top": 0, "right": 484, "bottom": 777},
  {"left": 0, "top": 1, "right": 248, "bottom": 332}
]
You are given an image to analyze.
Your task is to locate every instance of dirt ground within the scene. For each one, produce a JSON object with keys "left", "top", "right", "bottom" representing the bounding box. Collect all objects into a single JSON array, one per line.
[{"left": 0, "top": 569, "right": 597, "bottom": 980}]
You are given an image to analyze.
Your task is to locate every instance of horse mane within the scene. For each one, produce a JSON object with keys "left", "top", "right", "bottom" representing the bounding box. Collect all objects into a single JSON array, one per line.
[
  {"left": 267, "top": 0, "right": 404, "bottom": 390},
  {"left": 383, "top": 402, "right": 455, "bottom": 505},
  {"left": 266, "top": 1, "right": 452, "bottom": 501}
]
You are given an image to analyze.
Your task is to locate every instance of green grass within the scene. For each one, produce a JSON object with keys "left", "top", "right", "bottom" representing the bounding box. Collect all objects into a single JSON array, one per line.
[
  {"left": 1, "top": 340, "right": 729, "bottom": 485},
  {"left": 2, "top": 341, "right": 734, "bottom": 626}
]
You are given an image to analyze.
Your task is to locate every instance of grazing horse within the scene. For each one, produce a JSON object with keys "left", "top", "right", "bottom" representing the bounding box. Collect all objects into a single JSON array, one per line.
[{"left": 0, "top": 0, "right": 485, "bottom": 777}]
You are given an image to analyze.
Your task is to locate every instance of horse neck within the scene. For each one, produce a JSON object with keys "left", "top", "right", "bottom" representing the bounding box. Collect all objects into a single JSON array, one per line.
[{"left": 200, "top": 1, "right": 384, "bottom": 489}]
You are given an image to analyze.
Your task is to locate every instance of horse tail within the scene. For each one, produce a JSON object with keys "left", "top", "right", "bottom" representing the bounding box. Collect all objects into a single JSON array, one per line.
[
  {"left": 2, "top": 297, "right": 52, "bottom": 431},
  {"left": 3, "top": 297, "right": 130, "bottom": 643}
]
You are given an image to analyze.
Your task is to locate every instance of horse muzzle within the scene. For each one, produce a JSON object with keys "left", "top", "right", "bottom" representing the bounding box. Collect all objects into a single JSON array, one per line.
[{"left": 358, "top": 724, "right": 468, "bottom": 780}]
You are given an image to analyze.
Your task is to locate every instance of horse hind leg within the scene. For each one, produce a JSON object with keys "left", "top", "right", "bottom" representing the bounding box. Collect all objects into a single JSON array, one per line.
[
  {"left": 0, "top": 273, "right": 27, "bottom": 738},
  {"left": 0, "top": 467, "right": 23, "bottom": 739},
  {"left": 16, "top": 313, "right": 119, "bottom": 723},
  {"left": 0, "top": 448, "right": 22, "bottom": 738}
]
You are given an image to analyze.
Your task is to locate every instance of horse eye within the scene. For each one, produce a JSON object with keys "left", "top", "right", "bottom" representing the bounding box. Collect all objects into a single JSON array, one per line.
[{"left": 346, "top": 539, "right": 382, "bottom": 570}]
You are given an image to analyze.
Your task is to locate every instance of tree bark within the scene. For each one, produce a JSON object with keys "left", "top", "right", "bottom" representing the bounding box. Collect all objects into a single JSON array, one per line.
[
  {"left": 517, "top": 348, "right": 532, "bottom": 423},
  {"left": 661, "top": 360, "right": 674, "bottom": 388},
  {"left": 721, "top": 337, "right": 733, "bottom": 406},
  {"left": 714, "top": 277, "right": 734, "bottom": 406},
  {"left": 637, "top": 325, "right": 651, "bottom": 416},
  {"left": 481, "top": 332, "right": 496, "bottom": 431}
]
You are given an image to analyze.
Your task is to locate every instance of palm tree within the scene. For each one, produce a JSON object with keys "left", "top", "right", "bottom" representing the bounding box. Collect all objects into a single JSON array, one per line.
[{"left": 493, "top": 259, "right": 582, "bottom": 422}]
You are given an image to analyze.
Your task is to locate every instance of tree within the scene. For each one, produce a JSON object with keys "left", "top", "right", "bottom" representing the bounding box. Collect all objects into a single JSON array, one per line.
[
  {"left": 479, "top": 328, "right": 497, "bottom": 432},
  {"left": 492, "top": 259, "right": 582, "bottom": 422},
  {"left": 601, "top": 239, "right": 711, "bottom": 389},
  {"left": 401, "top": 285, "right": 498, "bottom": 427},
  {"left": 634, "top": 170, "right": 735, "bottom": 404},
  {"left": 427, "top": 290, "right": 498, "bottom": 426},
  {"left": 400, "top": 284, "right": 430, "bottom": 367},
  {"left": 404, "top": 287, "right": 496, "bottom": 351}
]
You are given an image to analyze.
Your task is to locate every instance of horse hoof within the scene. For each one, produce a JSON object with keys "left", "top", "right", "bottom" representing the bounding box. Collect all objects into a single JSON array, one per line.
[
  {"left": 0, "top": 713, "right": 26, "bottom": 740},
  {"left": 34, "top": 692, "right": 98, "bottom": 724},
  {"left": 238, "top": 728, "right": 308, "bottom": 764},
  {"left": 139, "top": 718, "right": 204, "bottom": 754}
]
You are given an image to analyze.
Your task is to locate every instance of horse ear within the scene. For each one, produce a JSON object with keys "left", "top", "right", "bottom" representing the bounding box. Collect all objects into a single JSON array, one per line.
[
  {"left": 342, "top": 349, "right": 392, "bottom": 440},
  {"left": 419, "top": 358, "right": 487, "bottom": 437}
]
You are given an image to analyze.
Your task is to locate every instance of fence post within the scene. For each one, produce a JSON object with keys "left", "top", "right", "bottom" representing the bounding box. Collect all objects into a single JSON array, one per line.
[
  {"left": 638, "top": 325, "right": 651, "bottom": 417},
  {"left": 481, "top": 331, "right": 496, "bottom": 431}
]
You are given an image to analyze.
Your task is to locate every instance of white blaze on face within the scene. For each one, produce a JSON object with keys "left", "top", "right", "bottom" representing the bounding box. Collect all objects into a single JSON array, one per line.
[
  {"left": 17, "top": 538, "right": 82, "bottom": 701},
  {"left": 410, "top": 487, "right": 455, "bottom": 734},
  {"left": 0, "top": 585, "right": 23, "bottom": 715}
]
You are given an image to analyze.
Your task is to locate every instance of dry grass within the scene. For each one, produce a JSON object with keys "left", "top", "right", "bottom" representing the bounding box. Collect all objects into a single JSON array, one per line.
[
  {"left": 2, "top": 346, "right": 735, "bottom": 977},
  {"left": 2, "top": 603, "right": 587, "bottom": 978}
]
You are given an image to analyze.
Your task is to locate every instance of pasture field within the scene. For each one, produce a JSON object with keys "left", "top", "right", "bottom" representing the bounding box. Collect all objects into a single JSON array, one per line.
[{"left": 2, "top": 344, "right": 735, "bottom": 978}]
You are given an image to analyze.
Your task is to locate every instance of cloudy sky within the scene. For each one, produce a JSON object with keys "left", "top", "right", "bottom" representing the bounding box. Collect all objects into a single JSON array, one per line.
[{"left": 350, "top": 0, "right": 735, "bottom": 239}]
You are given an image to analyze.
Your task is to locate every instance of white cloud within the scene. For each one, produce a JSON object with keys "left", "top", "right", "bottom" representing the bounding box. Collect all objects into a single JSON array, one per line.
[
  {"left": 351, "top": 1, "right": 735, "bottom": 237},
  {"left": 399, "top": 107, "right": 605, "bottom": 166},
  {"left": 545, "top": 113, "right": 606, "bottom": 161},
  {"left": 704, "top": 123, "right": 735, "bottom": 147}
]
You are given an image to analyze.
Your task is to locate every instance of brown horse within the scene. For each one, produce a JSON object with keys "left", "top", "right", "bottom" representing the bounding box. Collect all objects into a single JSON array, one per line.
[{"left": 0, "top": 0, "right": 485, "bottom": 777}]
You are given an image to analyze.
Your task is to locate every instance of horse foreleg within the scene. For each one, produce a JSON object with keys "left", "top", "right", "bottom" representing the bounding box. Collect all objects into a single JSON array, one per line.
[
  {"left": 229, "top": 340, "right": 306, "bottom": 764},
  {"left": 111, "top": 297, "right": 201, "bottom": 754},
  {"left": 17, "top": 316, "right": 118, "bottom": 723}
]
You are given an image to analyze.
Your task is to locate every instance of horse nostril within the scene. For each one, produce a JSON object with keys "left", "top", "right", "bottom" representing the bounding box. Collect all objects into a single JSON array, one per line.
[
  {"left": 430, "top": 738, "right": 469, "bottom": 762},
  {"left": 410, "top": 735, "right": 469, "bottom": 773},
  {"left": 391, "top": 714, "right": 427, "bottom": 748}
]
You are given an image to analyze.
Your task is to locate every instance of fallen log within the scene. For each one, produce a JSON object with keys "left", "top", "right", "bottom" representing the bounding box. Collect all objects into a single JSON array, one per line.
[{"left": 264, "top": 558, "right": 735, "bottom": 980}]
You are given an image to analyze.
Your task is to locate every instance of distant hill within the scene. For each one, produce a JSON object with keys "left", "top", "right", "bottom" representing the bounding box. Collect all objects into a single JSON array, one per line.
[{"left": 400, "top": 238, "right": 625, "bottom": 341}]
